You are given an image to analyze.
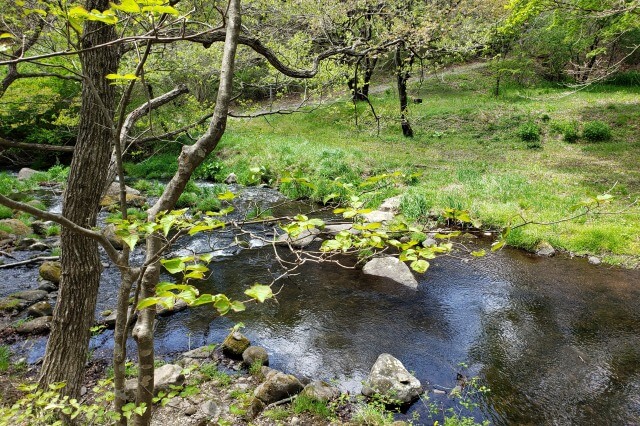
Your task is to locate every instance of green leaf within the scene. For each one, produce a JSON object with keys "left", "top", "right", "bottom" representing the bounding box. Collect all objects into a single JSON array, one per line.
[
  {"left": 105, "top": 73, "right": 138, "bottom": 80},
  {"left": 109, "top": 0, "right": 141, "bottom": 13},
  {"left": 230, "top": 301, "right": 246, "bottom": 312},
  {"left": 183, "top": 271, "right": 205, "bottom": 280},
  {"left": 471, "top": 249, "right": 486, "bottom": 257},
  {"left": 410, "top": 259, "right": 430, "bottom": 273},
  {"left": 120, "top": 233, "right": 139, "bottom": 250},
  {"left": 137, "top": 297, "right": 160, "bottom": 310},
  {"left": 491, "top": 240, "right": 506, "bottom": 252},
  {"left": 320, "top": 239, "right": 342, "bottom": 251},
  {"left": 141, "top": 5, "right": 179, "bottom": 15},
  {"left": 217, "top": 191, "right": 235, "bottom": 200},
  {"left": 354, "top": 222, "right": 381, "bottom": 230},
  {"left": 161, "top": 258, "right": 185, "bottom": 274},
  {"left": 0, "top": 33, "right": 14, "bottom": 39},
  {"left": 191, "top": 294, "right": 214, "bottom": 306},
  {"left": 244, "top": 284, "right": 273, "bottom": 303},
  {"left": 596, "top": 194, "right": 613, "bottom": 202}
]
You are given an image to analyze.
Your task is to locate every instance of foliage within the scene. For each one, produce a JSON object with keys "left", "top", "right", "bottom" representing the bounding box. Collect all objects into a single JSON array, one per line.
[
  {"left": 198, "top": 363, "right": 232, "bottom": 387},
  {"left": 0, "top": 345, "right": 10, "bottom": 372},
  {"left": 292, "top": 394, "right": 333, "bottom": 418},
  {"left": 0, "top": 380, "right": 146, "bottom": 425},
  {"left": 517, "top": 121, "right": 540, "bottom": 142},
  {"left": 0, "top": 205, "right": 12, "bottom": 219},
  {"left": 582, "top": 120, "right": 612, "bottom": 142}
]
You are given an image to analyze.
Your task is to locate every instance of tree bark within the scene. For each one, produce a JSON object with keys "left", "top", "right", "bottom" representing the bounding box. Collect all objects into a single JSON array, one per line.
[
  {"left": 395, "top": 44, "right": 414, "bottom": 138},
  {"left": 38, "top": 0, "right": 119, "bottom": 398}
]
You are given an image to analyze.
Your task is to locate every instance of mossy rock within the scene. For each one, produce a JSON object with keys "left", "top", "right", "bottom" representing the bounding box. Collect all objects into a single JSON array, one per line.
[
  {"left": 222, "top": 331, "right": 251, "bottom": 359},
  {"left": 0, "top": 219, "right": 32, "bottom": 237},
  {"left": 40, "top": 261, "right": 61, "bottom": 284},
  {"left": 0, "top": 297, "right": 22, "bottom": 313},
  {"left": 99, "top": 194, "right": 146, "bottom": 209}
]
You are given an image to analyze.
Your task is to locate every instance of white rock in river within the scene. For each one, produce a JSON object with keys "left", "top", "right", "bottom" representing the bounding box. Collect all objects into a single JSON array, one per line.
[
  {"left": 362, "top": 256, "right": 418, "bottom": 289},
  {"left": 362, "top": 353, "right": 422, "bottom": 405}
]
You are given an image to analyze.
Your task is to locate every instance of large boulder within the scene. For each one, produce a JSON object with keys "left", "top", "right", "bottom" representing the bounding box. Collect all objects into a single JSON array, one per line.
[
  {"left": 27, "top": 301, "right": 53, "bottom": 317},
  {"left": 300, "top": 381, "right": 340, "bottom": 402},
  {"left": 379, "top": 196, "right": 402, "bottom": 212},
  {"left": 362, "top": 353, "right": 422, "bottom": 405},
  {"left": 124, "top": 364, "right": 184, "bottom": 401},
  {"left": 242, "top": 346, "right": 269, "bottom": 367},
  {"left": 222, "top": 331, "right": 251, "bottom": 359},
  {"left": 39, "top": 261, "right": 61, "bottom": 284},
  {"left": 362, "top": 256, "right": 418, "bottom": 289},
  {"left": 100, "top": 193, "right": 146, "bottom": 209},
  {"left": 253, "top": 370, "right": 304, "bottom": 404},
  {"left": 17, "top": 168, "right": 39, "bottom": 181},
  {"left": 179, "top": 345, "right": 216, "bottom": 367}
]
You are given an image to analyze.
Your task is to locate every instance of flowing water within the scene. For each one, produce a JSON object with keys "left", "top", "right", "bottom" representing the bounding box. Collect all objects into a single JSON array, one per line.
[{"left": 4, "top": 185, "right": 640, "bottom": 425}]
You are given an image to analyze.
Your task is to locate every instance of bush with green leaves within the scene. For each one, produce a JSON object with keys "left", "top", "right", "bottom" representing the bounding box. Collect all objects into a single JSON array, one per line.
[
  {"left": 517, "top": 121, "right": 541, "bottom": 142},
  {"left": 582, "top": 120, "right": 612, "bottom": 142},
  {"left": 0, "top": 205, "right": 12, "bottom": 220}
]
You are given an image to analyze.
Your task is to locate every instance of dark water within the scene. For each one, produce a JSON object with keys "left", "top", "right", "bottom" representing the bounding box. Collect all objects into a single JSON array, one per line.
[{"left": 4, "top": 187, "right": 640, "bottom": 425}]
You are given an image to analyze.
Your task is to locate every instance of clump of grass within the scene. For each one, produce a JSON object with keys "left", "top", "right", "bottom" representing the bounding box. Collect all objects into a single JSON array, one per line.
[
  {"left": 45, "top": 224, "right": 61, "bottom": 236},
  {"left": 199, "top": 363, "right": 232, "bottom": 387},
  {"left": 583, "top": 120, "right": 612, "bottom": 142},
  {"left": 517, "top": 121, "right": 541, "bottom": 142},
  {"left": 292, "top": 394, "right": 333, "bottom": 419},
  {"left": 263, "top": 407, "right": 290, "bottom": 421},
  {"left": 351, "top": 398, "right": 395, "bottom": 425},
  {"left": 0, "top": 345, "right": 11, "bottom": 372},
  {"left": 0, "top": 205, "right": 12, "bottom": 219}
]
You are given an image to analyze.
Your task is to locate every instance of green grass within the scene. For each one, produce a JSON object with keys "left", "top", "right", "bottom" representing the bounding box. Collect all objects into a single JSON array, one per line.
[
  {"left": 0, "top": 345, "right": 10, "bottom": 372},
  {"left": 125, "top": 65, "right": 640, "bottom": 265},
  {"left": 292, "top": 394, "right": 333, "bottom": 419}
]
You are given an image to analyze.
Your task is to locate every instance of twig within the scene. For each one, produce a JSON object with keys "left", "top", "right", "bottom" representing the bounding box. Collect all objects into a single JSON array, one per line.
[{"left": 0, "top": 255, "right": 59, "bottom": 269}]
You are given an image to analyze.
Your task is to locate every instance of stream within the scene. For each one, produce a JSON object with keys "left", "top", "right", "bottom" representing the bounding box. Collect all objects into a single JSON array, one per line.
[{"left": 3, "top": 184, "right": 640, "bottom": 425}]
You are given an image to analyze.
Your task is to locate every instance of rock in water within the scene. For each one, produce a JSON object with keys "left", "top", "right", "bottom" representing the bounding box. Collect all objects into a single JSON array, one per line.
[
  {"left": 39, "top": 261, "right": 61, "bottom": 284},
  {"left": 27, "top": 301, "right": 53, "bottom": 317},
  {"left": 222, "top": 331, "right": 251, "bottom": 359},
  {"left": 362, "top": 256, "right": 419, "bottom": 289},
  {"left": 16, "top": 316, "right": 52, "bottom": 335},
  {"left": 242, "top": 346, "right": 269, "bottom": 367},
  {"left": 362, "top": 353, "right": 422, "bottom": 405},
  {"left": 535, "top": 241, "right": 556, "bottom": 257},
  {"left": 17, "top": 168, "right": 38, "bottom": 181}
]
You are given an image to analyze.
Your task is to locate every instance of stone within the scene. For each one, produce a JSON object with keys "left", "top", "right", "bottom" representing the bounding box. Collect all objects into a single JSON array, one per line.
[
  {"left": 37, "top": 281, "right": 58, "bottom": 292},
  {"left": 253, "top": 371, "right": 304, "bottom": 404},
  {"left": 17, "top": 168, "right": 38, "bottom": 180},
  {"left": 27, "top": 301, "right": 53, "bottom": 317},
  {"left": 0, "top": 219, "right": 32, "bottom": 237},
  {"left": 11, "top": 289, "right": 48, "bottom": 303},
  {"left": 422, "top": 238, "right": 437, "bottom": 248},
  {"left": 535, "top": 241, "right": 556, "bottom": 257},
  {"left": 588, "top": 256, "right": 602, "bottom": 265},
  {"left": 324, "top": 223, "right": 358, "bottom": 235},
  {"left": 28, "top": 242, "right": 50, "bottom": 251},
  {"left": 124, "top": 364, "right": 185, "bottom": 401},
  {"left": 0, "top": 297, "right": 23, "bottom": 313},
  {"left": 224, "top": 173, "right": 237, "bottom": 184},
  {"left": 300, "top": 381, "right": 340, "bottom": 402},
  {"left": 30, "top": 221, "right": 47, "bottom": 236},
  {"left": 157, "top": 299, "right": 188, "bottom": 316},
  {"left": 379, "top": 196, "right": 402, "bottom": 212},
  {"left": 222, "top": 331, "right": 250, "bottom": 359},
  {"left": 179, "top": 345, "right": 216, "bottom": 367},
  {"left": 362, "top": 210, "right": 395, "bottom": 223},
  {"left": 362, "top": 256, "right": 419, "bottom": 289},
  {"left": 242, "top": 346, "right": 269, "bottom": 367},
  {"left": 184, "top": 405, "right": 197, "bottom": 416},
  {"left": 99, "top": 193, "right": 146, "bottom": 209},
  {"left": 16, "top": 238, "right": 38, "bottom": 250},
  {"left": 248, "top": 397, "right": 266, "bottom": 419},
  {"left": 362, "top": 353, "right": 422, "bottom": 405},
  {"left": 277, "top": 228, "right": 319, "bottom": 249},
  {"left": 105, "top": 182, "right": 141, "bottom": 198},
  {"left": 16, "top": 316, "right": 52, "bottom": 335},
  {"left": 200, "top": 400, "right": 219, "bottom": 418},
  {"left": 103, "top": 311, "right": 118, "bottom": 329},
  {"left": 39, "top": 261, "right": 61, "bottom": 284}
]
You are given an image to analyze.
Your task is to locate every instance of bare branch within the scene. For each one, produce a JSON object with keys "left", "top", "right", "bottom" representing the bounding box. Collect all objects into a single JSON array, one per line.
[{"left": 0, "top": 137, "right": 75, "bottom": 153}]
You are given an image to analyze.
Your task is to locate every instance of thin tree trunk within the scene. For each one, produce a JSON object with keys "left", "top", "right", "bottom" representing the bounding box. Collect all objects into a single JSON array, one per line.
[
  {"left": 38, "top": 0, "right": 118, "bottom": 397},
  {"left": 131, "top": 1, "right": 241, "bottom": 424},
  {"left": 395, "top": 44, "right": 414, "bottom": 138}
]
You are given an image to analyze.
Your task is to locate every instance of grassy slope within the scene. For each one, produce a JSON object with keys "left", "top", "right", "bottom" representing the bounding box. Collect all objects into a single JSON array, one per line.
[{"left": 132, "top": 65, "right": 640, "bottom": 265}]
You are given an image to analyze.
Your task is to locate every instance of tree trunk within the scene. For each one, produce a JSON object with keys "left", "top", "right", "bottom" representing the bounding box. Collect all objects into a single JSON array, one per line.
[
  {"left": 395, "top": 44, "right": 414, "bottom": 138},
  {"left": 39, "top": 0, "right": 118, "bottom": 397},
  {"left": 132, "top": 1, "right": 241, "bottom": 424}
]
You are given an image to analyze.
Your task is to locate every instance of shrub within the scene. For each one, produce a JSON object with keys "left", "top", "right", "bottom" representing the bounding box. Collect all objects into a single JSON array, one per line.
[
  {"left": 582, "top": 120, "right": 612, "bottom": 142},
  {"left": 0, "top": 205, "right": 12, "bottom": 219},
  {"left": 561, "top": 122, "right": 579, "bottom": 143},
  {"left": 517, "top": 121, "right": 540, "bottom": 142}
]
